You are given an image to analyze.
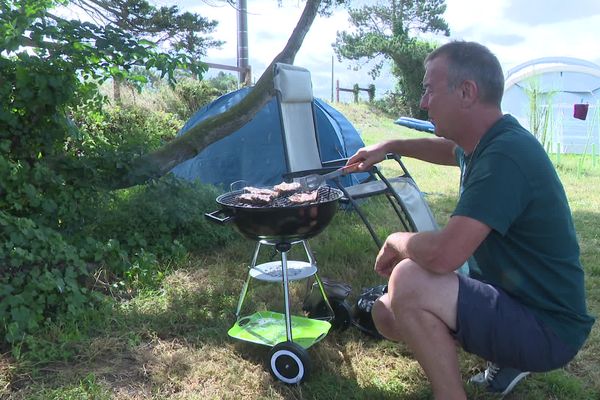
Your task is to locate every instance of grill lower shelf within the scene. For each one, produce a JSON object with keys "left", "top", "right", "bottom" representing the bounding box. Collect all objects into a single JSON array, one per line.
[
  {"left": 249, "top": 260, "right": 316, "bottom": 282},
  {"left": 228, "top": 311, "right": 331, "bottom": 348}
]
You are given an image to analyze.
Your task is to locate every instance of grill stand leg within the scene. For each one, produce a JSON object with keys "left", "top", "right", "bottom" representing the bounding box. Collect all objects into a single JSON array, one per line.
[
  {"left": 235, "top": 241, "right": 262, "bottom": 320},
  {"left": 312, "top": 273, "right": 335, "bottom": 319},
  {"left": 302, "top": 241, "right": 334, "bottom": 319},
  {"left": 334, "top": 182, "right": 383, "bottom": 249},
  {"left": 276, "top": 242, "right": 293, "bottom": 342},
  {"left": 235, "top": 275, "right": 252, "bottom": 320},
  {"left": 301, "top": 240, "right": 317, "bottom": 265}
]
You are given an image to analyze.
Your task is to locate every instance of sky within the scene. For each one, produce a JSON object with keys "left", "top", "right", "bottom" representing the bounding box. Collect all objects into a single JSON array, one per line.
[{"left": 156, "top": 0, "right": 600, "bottom": 101}]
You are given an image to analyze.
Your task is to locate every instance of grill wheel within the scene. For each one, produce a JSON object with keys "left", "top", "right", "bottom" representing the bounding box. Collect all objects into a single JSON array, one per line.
[{"left": 268, "top": 341, "right": 311, "bottom": 384}]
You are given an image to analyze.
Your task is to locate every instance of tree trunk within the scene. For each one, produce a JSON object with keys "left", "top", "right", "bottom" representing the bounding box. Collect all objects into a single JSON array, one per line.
[
  {"left": 114, "top": 0, "right": 322, "bottom": 189},
  {"left": 113, "top": 77, "right": 122, "bottom": 104}
]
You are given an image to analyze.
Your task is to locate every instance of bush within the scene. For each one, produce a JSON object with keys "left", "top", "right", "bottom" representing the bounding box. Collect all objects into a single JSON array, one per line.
[
  {"left": 372, "top": 90, "right": 413, "bottom": 118},
  {"left": 71, "top": 104, "right": 183, "bottom": 155},
  {"left": 86, "top": 177, "right": 236, "bottom": 287},
  {"left": 67, "top": 105, "right": 237, "bottom": 288},
  {"left": 0, "top": 211, "right": 101, "bottom": 344},
  {"left": 0, "top": 11, "right": 241, "bottom": 350},
  {"left": 158, "top": 77, "right": 223, "bottom": 121},
  {"left": 0, "top": 56, "right": 234, "bottom": 346}
]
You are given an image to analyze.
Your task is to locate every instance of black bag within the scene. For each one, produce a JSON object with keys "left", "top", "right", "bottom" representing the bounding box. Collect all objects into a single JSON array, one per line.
[
  {"left": 303, "top": 277, "right": 353, "bottom": 330},
  {"left": 351, "top": 284, "right": 388, "bottom": 339}
]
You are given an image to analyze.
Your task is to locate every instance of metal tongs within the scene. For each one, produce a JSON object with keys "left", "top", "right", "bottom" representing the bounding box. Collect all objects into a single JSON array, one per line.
[{"left": 296, "top": 162, "right": 360, "bottom": 191}]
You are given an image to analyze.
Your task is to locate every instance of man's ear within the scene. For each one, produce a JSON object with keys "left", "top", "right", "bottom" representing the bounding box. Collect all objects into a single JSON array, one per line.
[{"left": 460, "top": 80, "right": 478, "bottom": 107}]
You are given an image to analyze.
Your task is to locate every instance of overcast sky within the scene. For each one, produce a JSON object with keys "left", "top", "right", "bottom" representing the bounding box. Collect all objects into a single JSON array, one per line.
[{"left": 160, "top": 0, "right": 600, "bottom": 101}]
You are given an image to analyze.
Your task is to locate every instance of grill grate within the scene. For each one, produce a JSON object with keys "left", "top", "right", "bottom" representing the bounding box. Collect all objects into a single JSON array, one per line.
[{"left": 219, "top": 186, "right": 340, "bottom": 208}]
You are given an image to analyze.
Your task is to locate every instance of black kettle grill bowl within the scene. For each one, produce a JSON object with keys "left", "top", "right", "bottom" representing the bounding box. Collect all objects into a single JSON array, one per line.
[{"left": 205, "top": 186, "right": 343, "bottom": 243}]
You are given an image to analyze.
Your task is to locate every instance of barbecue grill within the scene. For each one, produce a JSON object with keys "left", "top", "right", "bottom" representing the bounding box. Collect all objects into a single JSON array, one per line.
[{"left": 206, "top": 185, "right": 351, "bottom": 384}]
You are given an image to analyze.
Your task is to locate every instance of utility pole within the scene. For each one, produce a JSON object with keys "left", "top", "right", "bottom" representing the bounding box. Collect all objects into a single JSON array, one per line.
[
  {"left": 237, "top": 0, "right": 249, "bottom": 85},
  {"left": 331, "top": 55, "right": 334, "bottom": 103}
]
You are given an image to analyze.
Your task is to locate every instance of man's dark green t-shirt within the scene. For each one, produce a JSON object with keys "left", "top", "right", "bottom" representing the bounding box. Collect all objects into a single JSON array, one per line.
[{"left": 454, "top": 114, "right": 595, "bottom": 351}]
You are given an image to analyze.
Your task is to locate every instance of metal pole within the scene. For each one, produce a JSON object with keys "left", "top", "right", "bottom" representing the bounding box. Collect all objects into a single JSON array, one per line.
[
  {"left": 331, "top": 55, "right": 334, "bottom": 103},
  {"left": 235, "top": 242, "right": 262, "bottom": 319},
  {"left": 237, "top": 0, "right": 249, "bottom": 84},
  {"left": 277, "top": 244, "right": 293, "bottom": 342}
]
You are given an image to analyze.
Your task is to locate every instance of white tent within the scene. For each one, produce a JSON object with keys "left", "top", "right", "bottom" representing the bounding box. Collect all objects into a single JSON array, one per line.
[{"left": 502, "top": 57, "right": 600, "bottom": 154}]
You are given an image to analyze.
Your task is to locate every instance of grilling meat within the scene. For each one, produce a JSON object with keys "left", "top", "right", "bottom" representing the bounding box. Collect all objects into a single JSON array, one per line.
[
  {"left": 238, "top": 192, "right": 274, "bottom": 206},
  {"left": 236, "top": 182, "right": 316, "bottom": 206},
  {"left": 243, "top": 186, "right": 277, "bottom": 197},
  {"left": 288, "top": 190, "right": 318, "bottom": 204},
  {"left": 239, "top": 186, "right": 277, "bottom": 206},
  {"left": 273, "top": 181, "right": 301, "bottom": 196}
]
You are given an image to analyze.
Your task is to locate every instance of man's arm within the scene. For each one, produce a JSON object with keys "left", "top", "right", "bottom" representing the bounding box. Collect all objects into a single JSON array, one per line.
[
  {"left": 385, "top": 137, "right": 458, "bottom": 166},
  {"left": 375, "top": 215, "right": 491, "bottom": 277},
  {"left": 347, "top": 137, "right": 458, "bottom": 171}
]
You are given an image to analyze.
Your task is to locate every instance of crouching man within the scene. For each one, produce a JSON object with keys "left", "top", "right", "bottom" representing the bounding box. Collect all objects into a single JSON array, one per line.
[{"left": 347, "top": 41, "right": 595, "bottom": 399}]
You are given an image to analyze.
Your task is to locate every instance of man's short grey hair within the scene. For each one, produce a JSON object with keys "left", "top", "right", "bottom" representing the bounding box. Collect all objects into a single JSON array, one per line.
[{"left": 425, "top": 41, "right": 505, "bottom": 107}]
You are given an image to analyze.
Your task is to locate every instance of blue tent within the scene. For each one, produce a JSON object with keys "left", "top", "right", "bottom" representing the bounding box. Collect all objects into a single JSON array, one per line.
[{"left": 170, "top": 87, "right": 366, "bottom": 190}]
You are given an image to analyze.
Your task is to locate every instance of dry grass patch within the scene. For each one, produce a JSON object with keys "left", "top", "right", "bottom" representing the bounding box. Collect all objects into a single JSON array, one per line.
[{"left": 0, "top": 352, "right": 14, "bottom": 396}]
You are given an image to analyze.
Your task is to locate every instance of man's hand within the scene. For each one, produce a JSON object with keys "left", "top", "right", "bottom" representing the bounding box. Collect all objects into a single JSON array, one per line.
[
  {"left": 374, "top": 232, "right": 413, "bottom": 277},
  {"left": 346, "top": 141, "right": 390, "bottom": 171}
]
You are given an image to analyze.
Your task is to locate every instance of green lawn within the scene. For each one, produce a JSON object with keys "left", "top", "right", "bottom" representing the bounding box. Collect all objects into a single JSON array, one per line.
[{"left": 1, "top": 103, "right": 598, "bottom": 400}]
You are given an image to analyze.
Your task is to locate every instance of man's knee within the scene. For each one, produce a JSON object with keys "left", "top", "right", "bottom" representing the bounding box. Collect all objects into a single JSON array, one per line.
[
  {"left": 388, "top": 259, "right": 430, "bottom": 306},
  {"left": 387, "top": 259, "right": 460, "bottom": 331},
  {"left": 372, "top": 295, "right": 400, "bottom": 341}
]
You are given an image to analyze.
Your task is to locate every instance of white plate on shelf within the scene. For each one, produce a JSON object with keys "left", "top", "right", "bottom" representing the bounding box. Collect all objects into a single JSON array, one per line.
[{"left": 249, "top": 260, "right": 317, "bottom": 282}]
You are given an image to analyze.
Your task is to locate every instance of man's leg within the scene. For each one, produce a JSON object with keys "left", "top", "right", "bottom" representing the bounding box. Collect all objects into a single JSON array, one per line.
[{"left": 372, "top": 259, "right": 464, "bottom": 400}]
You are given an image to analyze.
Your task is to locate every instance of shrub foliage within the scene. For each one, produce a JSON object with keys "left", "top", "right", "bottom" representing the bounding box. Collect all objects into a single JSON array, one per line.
[{"left": 0, "top": 4, "right": 234, "bottom": 347}]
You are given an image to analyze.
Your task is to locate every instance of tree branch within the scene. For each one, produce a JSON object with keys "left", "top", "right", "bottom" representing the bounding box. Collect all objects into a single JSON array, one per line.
[{"left": 114, "top": 0, "right": 322, "bottom": 188}]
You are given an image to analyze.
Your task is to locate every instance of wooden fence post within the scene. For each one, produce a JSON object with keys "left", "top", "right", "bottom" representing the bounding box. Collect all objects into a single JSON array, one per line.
[{"left": 335, "top": 81, "right": 376, "bottom": 103}]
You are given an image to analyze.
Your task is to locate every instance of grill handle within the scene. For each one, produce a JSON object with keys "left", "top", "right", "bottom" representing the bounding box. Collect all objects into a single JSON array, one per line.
[{"left": 204, "top": 209, "right": 235, "bottom": 224}]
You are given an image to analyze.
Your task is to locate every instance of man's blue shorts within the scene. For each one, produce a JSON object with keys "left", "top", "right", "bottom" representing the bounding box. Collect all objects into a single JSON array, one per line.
[{"left": 453, "top": 273, "right": 578, "bottom": 372}]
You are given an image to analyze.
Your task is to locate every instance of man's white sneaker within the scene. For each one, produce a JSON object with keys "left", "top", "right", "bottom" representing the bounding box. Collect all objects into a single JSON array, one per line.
[{"left": 469, "top": 362, "right": 530, "bottom": 396}]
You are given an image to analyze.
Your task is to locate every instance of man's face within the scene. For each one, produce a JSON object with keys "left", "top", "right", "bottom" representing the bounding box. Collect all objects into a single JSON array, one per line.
[{"left": 420, "top": 56, "right": 460, "bottom": 139}]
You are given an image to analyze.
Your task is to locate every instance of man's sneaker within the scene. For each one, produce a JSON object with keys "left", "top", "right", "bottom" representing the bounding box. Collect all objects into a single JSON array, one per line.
[{"left": 468, "top": 362, "right": 530, "bottom": 396}]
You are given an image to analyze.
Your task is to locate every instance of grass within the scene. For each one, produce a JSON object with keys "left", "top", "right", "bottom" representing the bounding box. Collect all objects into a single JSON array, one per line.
[{"left": 1, "top": 103, "right": 599, "bottom": 399}]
